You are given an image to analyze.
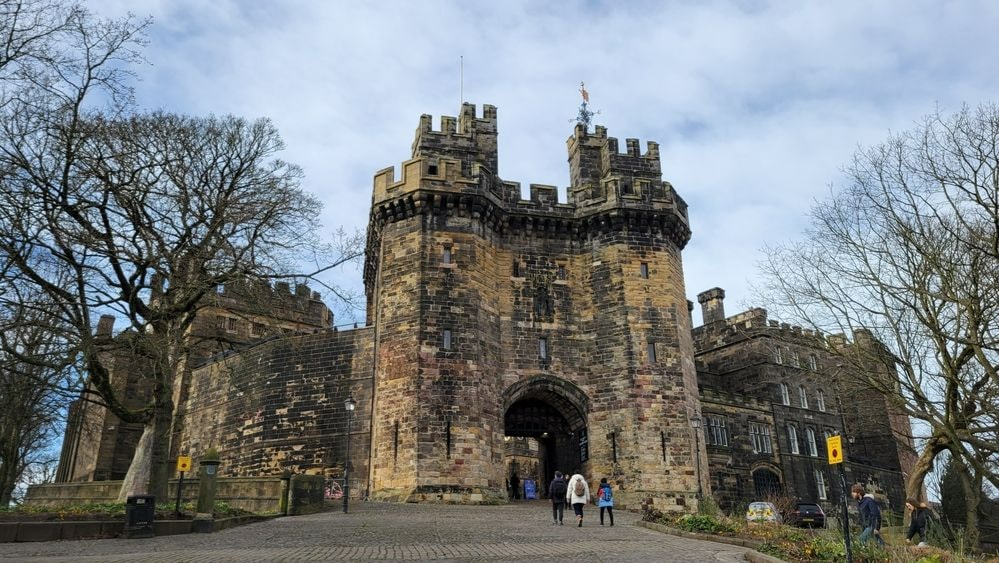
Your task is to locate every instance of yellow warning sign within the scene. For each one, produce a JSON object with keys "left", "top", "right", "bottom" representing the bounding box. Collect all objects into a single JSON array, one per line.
[
  {"left": 827, "top": 435, "right": 843, "bottom": 465},
  {"left": 177, "top": 456, "right": 192, "bottom": 472}
]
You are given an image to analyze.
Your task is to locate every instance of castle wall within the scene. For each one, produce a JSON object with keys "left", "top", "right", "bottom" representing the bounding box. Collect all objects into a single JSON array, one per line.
[{"left": 179, "top": 327, "right": 373, "bottom": 489}]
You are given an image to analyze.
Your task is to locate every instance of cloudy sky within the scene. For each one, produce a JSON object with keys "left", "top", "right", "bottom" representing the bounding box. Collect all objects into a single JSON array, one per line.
[{"left": 94, "top": 0, "right": 999, "bottom": 326}]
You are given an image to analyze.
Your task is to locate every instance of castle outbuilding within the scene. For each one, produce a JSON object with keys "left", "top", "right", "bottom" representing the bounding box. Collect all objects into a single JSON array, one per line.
[{"left": 56, "top": 103, "right": 912, "bottom": 515}]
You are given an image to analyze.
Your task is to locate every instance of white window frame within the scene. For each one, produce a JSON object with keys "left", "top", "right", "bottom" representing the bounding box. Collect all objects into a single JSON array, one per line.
[
  {"left": 799, "top": 385, "right": 809, "bottom": 409},
  {"left": 774, "top": 347, "right": 784, "bottom": 365},
  {"left": 808, "top": 355, "right": 818, "bottom": 371},
  {"left": 706, "top": 416, "right": 729, "bottom": 447},
  {"left": 779, "top": 383, "right": 790, "bottom": 406},
  {"left": 787, "top": 424, "right": 800, "bottom": 454},
  {"left": 815, "top": 469, "right": 827, "bottom": 500},
  {"left": 806, "top": 427, "right": 818, "bottom": 457},
  {"left": 750, "top": 422, "right": 773, "bottom": 454},
  {"left": 816, "top": 390, "right": 826, "bottom": 412},
  {"left": 791, "top": 351, "right": 800, "bottom": 367}
]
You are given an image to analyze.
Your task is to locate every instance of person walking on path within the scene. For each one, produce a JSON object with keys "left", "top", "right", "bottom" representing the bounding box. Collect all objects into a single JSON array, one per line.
[
  {"left": 597, "top": 477, "right": 614, "bottom": 526},
  {"left": 852, "top": 485, "right": 885, "bottom": 546},
  {"left": 905, "top": 498, "right": 930, "bottom": 547},
  {"left": 549, "top": 471, "right": 568, "bottom": 525},
  {"left": 510, "top": 472, "right": 520, "bottom": 500},
  {"left": 566, "top": 472, "right": 590, "bottom": 527}
]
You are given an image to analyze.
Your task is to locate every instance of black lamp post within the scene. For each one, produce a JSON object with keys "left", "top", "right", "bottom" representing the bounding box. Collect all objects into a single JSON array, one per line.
[
  {"left": 690, "top": 415, "right": 703, "bottom": 499},
  {"left": 343, "top": 394, "right": 356, "bottom": 514}
]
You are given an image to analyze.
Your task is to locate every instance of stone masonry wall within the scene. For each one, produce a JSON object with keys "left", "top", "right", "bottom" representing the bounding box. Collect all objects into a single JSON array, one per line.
[
  {"left": 365, "top": 103, "right": 702, "bottom": 508},
  {"left": 179, "top": 327, "right": 373, "bottom": 490}
]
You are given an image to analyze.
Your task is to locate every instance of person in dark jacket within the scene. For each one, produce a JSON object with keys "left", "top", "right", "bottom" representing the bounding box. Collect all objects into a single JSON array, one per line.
[
  {"left": 549, "top": 471, "right": 567, "bottom": 525},
  {"left": 905, "top": 498, "right": 930, "bottom": 547},
  {"left": 851, "top": 484, "right": 885, "bottom": 546}
]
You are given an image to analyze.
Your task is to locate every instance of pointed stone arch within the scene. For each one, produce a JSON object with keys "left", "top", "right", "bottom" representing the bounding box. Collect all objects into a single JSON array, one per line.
[{"left": 502, "top": 375, "right": 589, "bottom": 433}]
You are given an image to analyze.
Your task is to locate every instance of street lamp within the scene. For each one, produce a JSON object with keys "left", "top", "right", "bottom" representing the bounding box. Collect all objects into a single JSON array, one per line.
[
  {"left": 343, "top": 394, "right": 356, "bottom": 514},
  {"left": 689, "top": 415, "right": 703, "bottom": 499}
]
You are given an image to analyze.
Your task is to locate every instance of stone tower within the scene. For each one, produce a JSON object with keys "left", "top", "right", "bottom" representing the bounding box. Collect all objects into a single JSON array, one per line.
[{"left": 364, "top": 103, "right": 705, "bottom": 509}]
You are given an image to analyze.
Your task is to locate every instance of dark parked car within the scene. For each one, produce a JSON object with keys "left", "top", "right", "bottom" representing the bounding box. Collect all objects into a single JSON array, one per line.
[{"left": 788, "top": 502, "right": 826, "bottom": 528}]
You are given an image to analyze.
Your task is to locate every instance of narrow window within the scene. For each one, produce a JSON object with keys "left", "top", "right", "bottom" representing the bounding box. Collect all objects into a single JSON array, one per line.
[
  {"left": 442, "top": 246, "right": 452, "bottom": 264},
  {"left": 539, "top": 338, "right": 548, "bottom": 360},
  {"left": 799, "top": 385, "right": 809, "bottom": 409},
  {"left": 445, "top": 417, "right": 452, "bottom": 457},
  {"left": 640, "top": 263, "right": 649, "bottom": 279},
  {"left": 808, "top": 355, "right": 818, "bottom": 371},
  {"left": 791, "top": 351, "right": 800, "bottom": 367},
  {"left": 660, "top": 431, "right": 667, "bottom": 462},
  {"left": 816, "top": 390, "right": 826, "bottom": 412},
  {"left": 815, "top": 469, "right": 827, "bottom": 500},
  {"left": 393, "top": 420, "right": 399, "bottom": 461},
  {"left": 787, "top": 424, "right": 800, "bottom": 455},
  {"left": 750, "top": 423, "right": 773, "bottom": 454},
  {"left": 226, "top": 317, "right": 237, "bottom": 332},
  {"left": 774, "top": 347, "right": 783, "bottom": 365},
  {"left": 557, "top": 265, "right": 567, "bottom": 280},
  {"left": 779, "top": 383, "right": 790, "bottom": 406},
  {"left": 647, "top": 342, "right": 657, "bottom": 363},
  {"left": 706, "top": 416, "right": 729, "bottom": 447},
  {"left": 442, "top": 329, "right": 452, "bottom": 350},
  {"left": 806, "top": 427, "right": 818, "bottom": 457},
  {"left": 610, "top": 431, "right": 617, "bottom": 463},
  {"left": 512, "top": 261, "right": 520, "bottom": 277},
  {"left": 216, "top": 315, "right": 226, "bottom": 329}
]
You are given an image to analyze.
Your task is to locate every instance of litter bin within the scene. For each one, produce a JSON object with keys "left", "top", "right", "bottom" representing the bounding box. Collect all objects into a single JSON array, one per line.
[{"left": 124, "top": 495, "right": 155, "bottom": 538}]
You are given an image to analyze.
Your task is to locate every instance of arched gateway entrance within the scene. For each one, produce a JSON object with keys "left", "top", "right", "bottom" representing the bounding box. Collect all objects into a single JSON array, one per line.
[{"left": 502, "top": 376, "right": 588, "bottom": 499}]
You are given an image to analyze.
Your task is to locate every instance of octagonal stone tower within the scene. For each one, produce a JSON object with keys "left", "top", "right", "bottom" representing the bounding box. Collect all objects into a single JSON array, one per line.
[{"left": 363, "top": 103, "right": 705, "bottom": 510}]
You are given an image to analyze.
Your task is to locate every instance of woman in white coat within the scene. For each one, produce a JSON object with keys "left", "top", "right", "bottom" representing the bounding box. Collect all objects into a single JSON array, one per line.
[{"left": 565, "top": 473, "right": 591, "bottom": 527}]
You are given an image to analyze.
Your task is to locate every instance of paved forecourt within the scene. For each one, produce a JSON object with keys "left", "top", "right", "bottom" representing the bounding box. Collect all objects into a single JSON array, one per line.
[{"left": 0, "top": 501, "right": 752, "bottom": 562}]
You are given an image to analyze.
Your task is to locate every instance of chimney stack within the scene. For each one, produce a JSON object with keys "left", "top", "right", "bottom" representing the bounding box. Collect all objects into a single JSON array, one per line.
[
  {"left": 96, "top": 315, "right": 115, "bottom": 337},
  {"left": 697, "top": 288, "right": 726, "bottom": 325}
]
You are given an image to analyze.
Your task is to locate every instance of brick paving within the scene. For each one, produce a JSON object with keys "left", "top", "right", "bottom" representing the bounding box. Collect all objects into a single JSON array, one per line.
[{"left": 0, "top": 501, "right": 753, "bottom": 562}]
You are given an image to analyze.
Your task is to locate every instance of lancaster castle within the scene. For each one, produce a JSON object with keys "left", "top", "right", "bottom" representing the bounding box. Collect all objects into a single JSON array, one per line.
[{"left": 57, "top": 103, "right": 914, "bottom": 514}]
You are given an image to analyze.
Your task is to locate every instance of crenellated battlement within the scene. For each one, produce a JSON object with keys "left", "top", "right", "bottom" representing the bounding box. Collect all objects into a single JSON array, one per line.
[
  {"left": 412, "top": 103, "right": 499, "bottom": 175},
  {"left": 372, "top": 103, "right": 689, "bottom": 245}
]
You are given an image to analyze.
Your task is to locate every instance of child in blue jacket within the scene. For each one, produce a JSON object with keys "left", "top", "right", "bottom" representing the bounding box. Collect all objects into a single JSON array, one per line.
[{"left": 597, "top": 477, "right": 614, "bottom": 526}]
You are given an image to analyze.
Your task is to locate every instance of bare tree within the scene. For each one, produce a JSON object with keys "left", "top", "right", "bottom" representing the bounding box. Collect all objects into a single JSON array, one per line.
[
  {"left": 0, "top": 293, "right": 73, "bottom": 506},
  {"left": 0, "top": 1, "right": 363, "bottom": 502},
  {"left": 758, "top": 104, "right": 999, "bottom": 540}
]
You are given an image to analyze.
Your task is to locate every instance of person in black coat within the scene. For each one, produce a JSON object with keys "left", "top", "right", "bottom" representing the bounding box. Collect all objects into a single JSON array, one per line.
[
  {"left": 851, "top": 484, "right": 885, "bottom": 546},
  {"left": 905, "top": 498, "right": 930, "bottom": 547},
  {"left": 548, "top": 471, "right": 567, "bottom": 525}
]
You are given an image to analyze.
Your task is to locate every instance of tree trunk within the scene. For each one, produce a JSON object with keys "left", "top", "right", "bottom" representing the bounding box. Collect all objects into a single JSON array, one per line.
[
  {"left": 149, "top": 379, "right": 175, "bottom": 502},
  {"left": 905, "top": 436, "right": 945, "bottom": 501},
  {"left": 955, "top": 454, "right": 981, "bottom": 551}
]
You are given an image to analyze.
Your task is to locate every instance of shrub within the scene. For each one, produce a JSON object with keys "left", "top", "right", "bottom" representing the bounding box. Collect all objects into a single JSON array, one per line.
[{"left": 675, "top": 514, "right": 737, "bottom": 535}]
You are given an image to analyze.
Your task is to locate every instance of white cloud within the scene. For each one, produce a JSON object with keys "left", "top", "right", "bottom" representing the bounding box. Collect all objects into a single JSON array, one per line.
[{"left": 92, "top": 0, "right": 999, "bottom": 324}]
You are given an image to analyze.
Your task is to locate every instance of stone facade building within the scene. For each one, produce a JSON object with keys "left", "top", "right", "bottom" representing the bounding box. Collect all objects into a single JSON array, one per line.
[
  {"left": 57, "top": 103, "right": 913, "bottom": 515},
  {"left": 692, "top": 290, "right": 916, "bottom": 515}
]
